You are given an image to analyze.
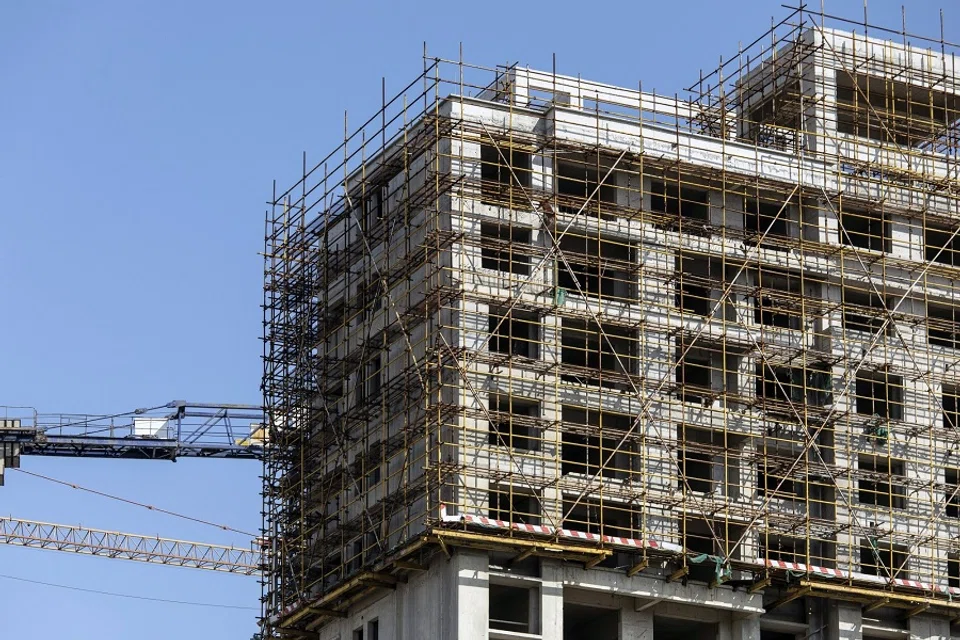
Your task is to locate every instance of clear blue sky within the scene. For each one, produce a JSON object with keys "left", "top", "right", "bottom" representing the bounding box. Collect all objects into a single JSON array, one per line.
[{"left": 0, "top": 1, "right": 954, "bottom": 637}]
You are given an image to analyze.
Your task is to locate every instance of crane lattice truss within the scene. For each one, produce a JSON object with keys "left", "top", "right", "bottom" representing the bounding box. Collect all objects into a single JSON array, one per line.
[
  {"left": 263, "top": 6, "right": 960, "bottom": 634},
  {"left": 0, "top": 402, "right": 264, "bottom": 480},
  {"left": 0, "top": 517, "right": 262, "bottom": 575}
]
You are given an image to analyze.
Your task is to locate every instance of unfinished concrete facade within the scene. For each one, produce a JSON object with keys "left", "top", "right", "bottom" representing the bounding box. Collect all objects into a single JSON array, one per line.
[{"left": 262, "top": 7, "right": 960, "bottom": 640}]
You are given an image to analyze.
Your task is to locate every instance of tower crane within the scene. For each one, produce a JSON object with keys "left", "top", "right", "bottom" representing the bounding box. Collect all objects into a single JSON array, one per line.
[{"left": 0, "top": 401, "right": 266, "bottom": 576}]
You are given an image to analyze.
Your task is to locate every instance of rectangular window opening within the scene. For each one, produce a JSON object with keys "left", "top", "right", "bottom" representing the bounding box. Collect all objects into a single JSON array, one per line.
[
  {"left": 843, "top": 287, "right": 889, "bottom": 336},
  {"left": 481, "top": 143, "right": 532, "bottom": 205},
  {"left": 675, "top": 254, "right": 719, "bottom": 317},
  {"left": 560, "top": 407, "right": 634, "bottom": 479},
  {"left": 859, "top": 539, "right": 910, "bottom": 580},
  {"left": 754, "top": 269, "right": 805, "bottom": 330},
  {"left": 489, "top": 583, "right": 535, "bottom": 634},
  {"left": 562, "top": 498, "right": 636, "bottom": 538},
  {"left": 488, "top": 395, "right": 539, "bottom": 452},
  {"left": 655, "top": 616, "right": 719, "bottom": 640},
  {"left": 926, "top": 223, "right": 960, "bottom": 267},
  {"left": 650, "top": 180, "right": 710, "bottom": 226},
  {"left": 943, "top": 385, "right": 960, "bottom": 429},
  {"left": 557, "top": 234, "right": 637, "bottom": 301},
  {"left": 489, "top": 308, "right": 539, "bottom": 359},
  {"left": 561, "top": 318, "right": 637, "bottom": 389},
  {"left": 557, "top": 161, "right": 617, "bottom": 217},
  {"left": 745, "top": 199, "right": 792, "bottom": 249},
  {"left": 928, "top": 302, "right": 960, "bottom": 350},
  {"left": 759, "top": 534, "right": 807, "bottom": 564},
  {"left": 946, "top": 467, "right": 960, "bottom": 519},
  {"left": 836, "top": 71, "right": 960, "bottom": 146},
  {"left": 840, "top": 206, "right": 890, "bottom": 253},
  {"left": 480, "top": 222, "right": 532, "bottom": 275},
  {"left": 855, "top": 372, "right": 903, "bottom": 421},
  {"left": 858, "top": 455, "right": 906, "bottom": 509},
  {"left": 489, "top": 486, "right": 541, "bottom": 526},
  {"left": 677, "top": 352, "right": 713, "bottom": 406}
]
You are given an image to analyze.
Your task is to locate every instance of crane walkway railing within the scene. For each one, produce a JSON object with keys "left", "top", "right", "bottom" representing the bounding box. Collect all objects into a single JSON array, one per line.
[{"left": 0, "top": 402, "right": 265, "bottom": 461}]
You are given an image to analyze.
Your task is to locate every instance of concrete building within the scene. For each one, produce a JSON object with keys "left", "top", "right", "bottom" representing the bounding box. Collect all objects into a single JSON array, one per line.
[{"left": 261, "top": 7, "right": 960, "bottom": 640}]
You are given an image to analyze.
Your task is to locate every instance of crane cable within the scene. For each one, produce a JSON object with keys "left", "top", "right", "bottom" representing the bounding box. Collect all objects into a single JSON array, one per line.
[
  {"left": 11, "top": 469, "right": 258, "bottom": 538},
  {"left": 0, "top": 573, "right": 256, "bottom": 610}
]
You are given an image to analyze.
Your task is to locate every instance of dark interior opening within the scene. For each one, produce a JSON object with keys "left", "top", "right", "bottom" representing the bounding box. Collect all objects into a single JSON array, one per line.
[
  {"left": 564, "top": 603, "right": 619, "bottom": 640},
  {"left": 489, "top": 308, "right": 539, "bottom": 359},
  {"left": 855, "top": 372, "right": 903, "bottom": 421},
  {"left": 481, "top": 222, "right": 532, "bottom": 275},
  {"left": 858, "top": 455, "right": 905, "bottom": 509},
  {"left": 488, "top": 395, "right": 539, "bottom": 452},
  {"left": 489, "top": 583, "right": 533, "bottom": 633}
]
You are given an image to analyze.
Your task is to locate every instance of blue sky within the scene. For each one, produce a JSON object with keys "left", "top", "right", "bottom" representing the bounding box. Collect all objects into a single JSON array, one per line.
[{"left": 0, "top": 1, "right": 955, "bottom": 637}]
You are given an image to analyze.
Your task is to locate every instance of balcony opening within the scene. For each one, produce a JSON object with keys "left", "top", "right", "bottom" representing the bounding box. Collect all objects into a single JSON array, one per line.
[
  {"left": 842, "top": 287, "right": 889, "bottom": 335},
  {"left": 480, "top": 222, "right": 532, "bottom": 276},
  {"left": 557, "top": 234, "right": 637, "bottom": 301},
  {"left": 560, "top": 407, "right": 633, "bottom": 479},
  {"left": 925, "top": 223, "right": 960, "bottom": 267},
  {"left": 855, "top": 371, "right": 903, "bottom": 421},
  {"left": 489, "top": 308, "right": 539, "bottom": 359},
  {"left": 950, "top": 553, "right": 960, "bottom": 588},
  {"left": 928, "top": 302, "right": 960, "bottom": 349},
  {"left": 745, "top": 199, "right": 792, "bottom": 249},
  {"left": 490, "top": 582, "right": 537, "bottom": 634},
  {"left": 561, "top": 318, "right": 637, "bottom": 389},
  {"left": 489, "top": 485, "right": 541, "bottom": 525},
  {"left": 557, "top": 160, "right": 616, "bottom": 217},
  {"left": 859, "top": 539, "right": 909, "bottom": 580},
  {"left": 480, "top": 143, "right": 531, "bottom": 205},
  {"left": 858, "top": 455, "right": 905, "bottom": 509},
  {"left": 488, "top": 394, "right": 539, "bottom": 452},
  {"left": 840, "top": 205, "right": 890, "bottom": 253}
]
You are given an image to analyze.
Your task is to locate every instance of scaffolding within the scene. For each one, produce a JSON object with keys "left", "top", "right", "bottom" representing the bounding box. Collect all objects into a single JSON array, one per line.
[{"left": 262, "top": 5, "right": 960, "bottom": 636}]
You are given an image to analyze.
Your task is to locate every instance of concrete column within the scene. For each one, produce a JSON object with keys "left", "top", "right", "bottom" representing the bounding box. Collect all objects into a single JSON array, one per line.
[
  {"left": 825, "top": 600, "right": 862, "bottom": 640},
  {"left": 444, "top": 550, "right": 489, "bottom": 640},
  {"left": 909, "top": 614, "right": 950, "bottom": 640},
  {"left": 621, "top": 603, "right": 654, "bottom": 640},
  {"left": 541, "top": 560, "right": 564, "bottom": 639},
  {"left": 732, "top": 616, "right": 761, "bottom": 640}
]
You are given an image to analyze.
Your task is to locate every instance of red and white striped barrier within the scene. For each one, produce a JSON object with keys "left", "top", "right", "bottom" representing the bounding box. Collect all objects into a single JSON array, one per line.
[
  {"left": 439, "top": 503, "right": 683, "bottom": 553},
  {"left": 439, "top": 504, "right": 960, "bottom": 597}
]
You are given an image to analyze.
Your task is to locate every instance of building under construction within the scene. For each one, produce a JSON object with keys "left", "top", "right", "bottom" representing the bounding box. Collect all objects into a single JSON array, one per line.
[{"left": 261, "top": 6, "right": 960, "bottom": 639}]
